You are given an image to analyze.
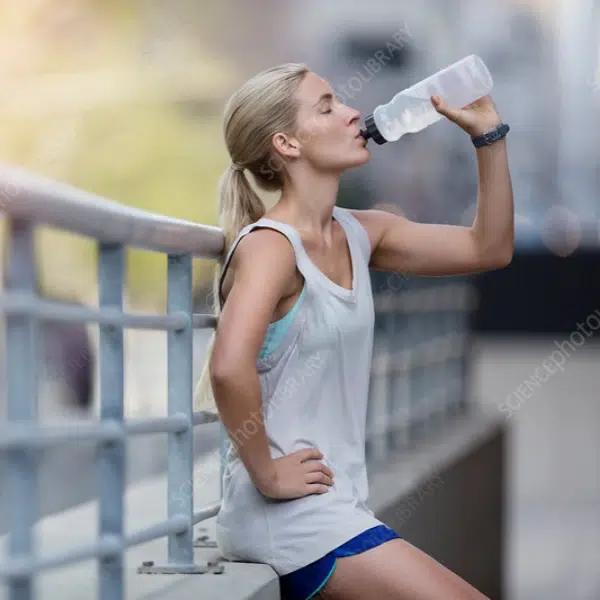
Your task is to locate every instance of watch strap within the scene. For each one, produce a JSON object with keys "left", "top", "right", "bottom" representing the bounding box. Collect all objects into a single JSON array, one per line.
[{"left": 471, "top": 123, "right": 510, "bottom": 148}]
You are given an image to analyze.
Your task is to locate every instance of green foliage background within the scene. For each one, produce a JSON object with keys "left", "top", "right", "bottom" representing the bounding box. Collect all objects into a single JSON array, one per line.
[{"left": 0, "top": 0, "right": 236, "bottom": 310}]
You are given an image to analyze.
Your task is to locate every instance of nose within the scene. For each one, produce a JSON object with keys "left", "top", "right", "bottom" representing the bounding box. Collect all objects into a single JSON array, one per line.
[{"left": 347, "top": 106, "right": 361, "bottom": 127}]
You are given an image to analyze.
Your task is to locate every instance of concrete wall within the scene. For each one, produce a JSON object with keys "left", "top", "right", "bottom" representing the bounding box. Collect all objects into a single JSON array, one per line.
[{"left": 376, "top": 426, "right": 505, "bottom": 599}]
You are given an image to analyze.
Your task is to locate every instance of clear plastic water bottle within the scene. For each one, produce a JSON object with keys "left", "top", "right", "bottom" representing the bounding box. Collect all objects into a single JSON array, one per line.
[{"left": 360, "top": 54, "right": 493, "bottom": 145}]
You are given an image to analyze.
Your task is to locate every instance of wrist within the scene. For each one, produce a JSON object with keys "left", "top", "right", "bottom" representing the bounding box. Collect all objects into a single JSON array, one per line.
[
  {"left": 475, "top": 137, "right": 507, "bottom": 152},
  {"left": 471, "top": 123, "right": 510, "bottom": 148},
  {"left": 468, "top": 119, "right": 502, "bottom": 138},
  {"left": 250, "top": 460, "right": 278, "bottom": 492}
]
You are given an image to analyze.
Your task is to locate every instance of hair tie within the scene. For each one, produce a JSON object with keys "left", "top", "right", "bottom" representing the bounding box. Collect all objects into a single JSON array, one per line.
[{"left": 231, "top": 163, "right": 244, "bottom": 172}]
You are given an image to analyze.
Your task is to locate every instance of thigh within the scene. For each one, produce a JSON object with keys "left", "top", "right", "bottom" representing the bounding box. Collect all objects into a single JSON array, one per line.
[{"left": 315, "top": 538, "right": 489, "bottom": 600}]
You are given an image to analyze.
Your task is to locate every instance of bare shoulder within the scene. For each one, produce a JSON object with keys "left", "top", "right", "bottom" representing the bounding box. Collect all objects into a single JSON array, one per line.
[
  {"left": 222, "top": 226, "right": 299, "bottom": 303},
  {"left": 212, "top": 227, "right": 301, "bottom": 374},
  {"left": 348, "top": 208, "right": 398, "bottom": 251}
]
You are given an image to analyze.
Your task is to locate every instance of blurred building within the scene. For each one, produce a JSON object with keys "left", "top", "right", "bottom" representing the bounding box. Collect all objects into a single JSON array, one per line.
[{"left": 215, "top": 0, "right": 599, "bottom": 245}]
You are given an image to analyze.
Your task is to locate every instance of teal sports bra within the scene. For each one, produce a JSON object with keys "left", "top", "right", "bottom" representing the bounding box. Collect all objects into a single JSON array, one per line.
[{"left": 259, "top": 285, "right": 307, "bottom": 360}]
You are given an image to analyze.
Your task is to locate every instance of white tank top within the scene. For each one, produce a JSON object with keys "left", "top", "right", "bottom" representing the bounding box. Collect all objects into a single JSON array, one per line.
[{"left": 215, "top": 205, "right": 385, "bottom": 576}]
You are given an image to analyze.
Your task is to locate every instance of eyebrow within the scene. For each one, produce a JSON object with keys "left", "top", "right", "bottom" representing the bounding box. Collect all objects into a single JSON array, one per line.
[{"left": 313, "top": 92, "right": 333, "bottom": 107}]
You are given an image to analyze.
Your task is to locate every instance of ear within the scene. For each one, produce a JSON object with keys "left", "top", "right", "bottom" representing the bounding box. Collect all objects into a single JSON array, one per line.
[{"left": 272, "top": 132, "right": 301, "bottom": 161}]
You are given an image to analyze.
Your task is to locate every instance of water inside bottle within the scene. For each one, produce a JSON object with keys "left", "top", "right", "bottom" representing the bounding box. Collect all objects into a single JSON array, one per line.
[
  {"left": 379, "top": 91, "right": 443, "bottom": 140},
  {"left": 373, "top": 55, "right": 493, "bottom": 142}
]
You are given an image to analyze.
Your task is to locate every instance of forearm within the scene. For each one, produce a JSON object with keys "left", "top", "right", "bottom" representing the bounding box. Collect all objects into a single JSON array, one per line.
[
  {"left": 211, "top": 368, "right": 275, "bottom": 490},
  {"left": 471, "top": 138, "right": 514, "bottom": 262}
]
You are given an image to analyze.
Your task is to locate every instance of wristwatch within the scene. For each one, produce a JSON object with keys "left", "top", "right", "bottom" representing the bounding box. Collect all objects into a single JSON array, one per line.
[{"left": 471, "top": 123, "right": 510, "bottom": 148}]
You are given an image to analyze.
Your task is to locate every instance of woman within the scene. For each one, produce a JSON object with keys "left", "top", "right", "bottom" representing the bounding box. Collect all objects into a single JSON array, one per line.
[{"left": 195, "top": 63, "right": 513, "bottom": 600}]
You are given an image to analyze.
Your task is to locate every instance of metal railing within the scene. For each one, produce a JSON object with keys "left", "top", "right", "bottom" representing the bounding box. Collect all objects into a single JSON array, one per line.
[
  {"left": 0, "top": 165, "right": 225, "bottom": 600},
  {"left": 0, "top": 165, "right": 478, "bottom": 600},
  {"left": 365, "top": 274, "right": 477, "bottom": 465}
]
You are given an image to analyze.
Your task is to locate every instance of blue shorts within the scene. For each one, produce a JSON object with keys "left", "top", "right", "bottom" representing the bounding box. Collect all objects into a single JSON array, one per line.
[{"left": 279, "top": 525, "right": 401, "bottom": 600}]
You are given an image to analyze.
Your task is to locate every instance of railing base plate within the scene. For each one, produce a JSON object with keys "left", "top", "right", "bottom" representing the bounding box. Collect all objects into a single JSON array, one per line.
[
  {"left": 137, "top": 560, "right": 224, "bottom": 575},
  {"left": 194, "top": 535, "right": 218, "bottom": 548}
]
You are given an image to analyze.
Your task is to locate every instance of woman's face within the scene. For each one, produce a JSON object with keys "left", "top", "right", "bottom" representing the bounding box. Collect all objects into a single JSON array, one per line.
[{"left": 277, "top": 71, "right": 370, "bottom": 173}]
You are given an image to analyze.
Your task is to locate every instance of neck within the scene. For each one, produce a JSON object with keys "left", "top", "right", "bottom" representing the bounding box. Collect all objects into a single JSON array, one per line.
[{"left": 276, "top": 168, "right": 341, "bottom": 234}]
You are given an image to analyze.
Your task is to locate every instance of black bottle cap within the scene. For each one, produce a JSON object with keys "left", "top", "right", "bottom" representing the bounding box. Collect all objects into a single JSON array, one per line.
[{"left": 360, "top": 114, "right": 387, "bottom": 146}]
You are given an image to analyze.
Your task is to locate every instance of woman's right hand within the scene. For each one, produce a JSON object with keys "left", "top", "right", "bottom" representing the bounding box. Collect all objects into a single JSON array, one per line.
[{"left": 256, "top": 448, "right": 335, "bottom": 500}]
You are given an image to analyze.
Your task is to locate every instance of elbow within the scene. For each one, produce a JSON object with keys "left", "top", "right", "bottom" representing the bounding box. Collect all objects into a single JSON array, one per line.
[
  {"left": 485, "top": 244, "right": 513, "bottom": 270},
  {"left": 209, "top": 335, "right": 258, "bottom": 388},
  {"left": 209, "top": 361, "right": 236, "bottom": 387},
  {"left": 209, "top": 354, "right": 253, "bottom": 386},
  {"left": 209, "top": 349, "right": 233, "bottom": 384},
  {"left": 498, "top": 239, "right": 514, "bottom": 267},
  {"left": 471, "top": 228, "right": 513, "bottom": 271},
  {"left": 501, "top": 248, "right": 514, "bottom": 268}
]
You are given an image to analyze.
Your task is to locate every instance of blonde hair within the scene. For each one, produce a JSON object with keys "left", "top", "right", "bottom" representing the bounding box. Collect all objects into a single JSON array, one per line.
[{"left": 194, "top": 62, "right": 309, "bottom": 414}]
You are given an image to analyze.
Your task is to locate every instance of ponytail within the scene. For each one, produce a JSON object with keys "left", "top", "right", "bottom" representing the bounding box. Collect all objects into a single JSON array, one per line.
[
  {"left": 193, "top": 62, "right": 308, "bottom": 415},
  {"left": 218, "top": 165, "right": 266, "bottom": 255},
  {"left": 194, "top": 165, "right": 266, "bottom": 413}
]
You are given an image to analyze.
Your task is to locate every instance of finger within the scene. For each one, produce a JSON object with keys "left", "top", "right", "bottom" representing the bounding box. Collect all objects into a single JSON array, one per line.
[
  {"left": 306, "top": 483, "right": 330, "bottom": 495},
  {"left": 305, "top": 471, "right": 334, "bottom": 487},
  {"left": 320, "top": 463, "right": 334, "bottom": 479},
  {"left": 303, "top": 460, "right": 333, "bottom": 478},
  {"left": 326, "top": 467, "right": 334, "bottom": 479},
  {"left": 300, "top": 448, "right": 323, "bottom": 462},
  {"left": 430, "top": 95, "right": 461, "bottom": 121}
]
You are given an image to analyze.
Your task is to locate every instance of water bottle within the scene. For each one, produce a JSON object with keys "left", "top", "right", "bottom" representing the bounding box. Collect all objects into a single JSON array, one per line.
[{"left": 360, "top": 54, "right": 493, "bottom": 145}]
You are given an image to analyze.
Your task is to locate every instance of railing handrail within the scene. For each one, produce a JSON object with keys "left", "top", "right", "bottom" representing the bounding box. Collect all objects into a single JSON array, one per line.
[
  {"left": 0, "top": 167, "right": 228, "bottom": 597},
  {"left": 0, "top": 164, "right": 224, "bottom": 259}
]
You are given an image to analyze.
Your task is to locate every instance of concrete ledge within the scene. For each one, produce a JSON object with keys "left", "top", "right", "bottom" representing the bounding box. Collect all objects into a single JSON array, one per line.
[{"left": 0, "top": 407, "right": 506, "bottom": 600}]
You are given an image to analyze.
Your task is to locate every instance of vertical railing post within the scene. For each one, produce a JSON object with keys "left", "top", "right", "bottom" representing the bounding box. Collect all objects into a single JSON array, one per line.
[
  {"left": 138, "top": 253, "right": 209, "bottom": 574},
  {"left": 367, "top": 298, "right": 390, "bottom": 465},
  {"left": 167, "top": 253, "right": 194, "bottom": 566},
  {"left": 98, "top": 243, "right": 125, "bottom": 600},
  {"left": 5, "top": 218, "right": 38, "bottom": 600},
  {"left": 425, "top": 294, "right": 444, "bottom": 434},
  {"left": 219, "top": 423, "right": 227, "bottom": 499},
  {"left": 406, "top": 289, "right": 423, "bottom": 447},
  {"left": 455, "top": 279, "right": 475, "bottom": 416},
  {"left": 389, "top": 307, "right": 410, "bottom": 451},
  {"left": 383, "top": 308, "right": 396, "bottom": 460},
  {"left": 445, "top": 285, "right": 462, "bottom": 419}
]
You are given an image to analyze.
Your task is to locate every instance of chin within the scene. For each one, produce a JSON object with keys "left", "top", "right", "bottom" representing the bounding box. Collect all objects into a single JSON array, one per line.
[
  {"left": 322, "top": 150, "right": 371, "bottom": 173},
  {"left": 349, "top": 148, "right": 371, "bottom": 168}
]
